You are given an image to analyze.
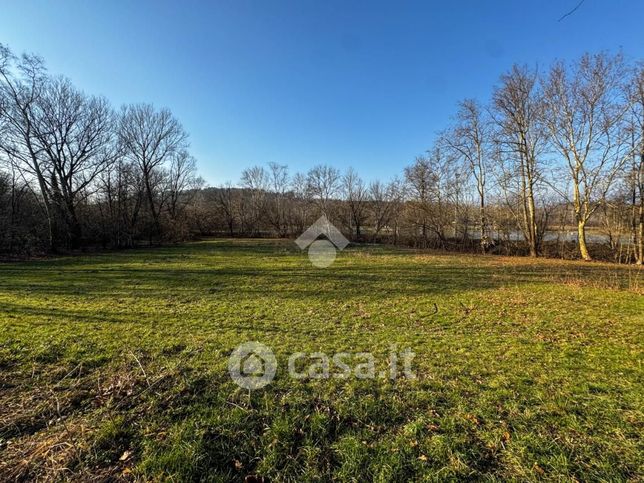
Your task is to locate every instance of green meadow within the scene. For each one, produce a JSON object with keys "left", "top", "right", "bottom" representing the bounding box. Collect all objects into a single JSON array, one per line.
[{"left": 0, "top": 239, "right": 642, "bottom": 481}]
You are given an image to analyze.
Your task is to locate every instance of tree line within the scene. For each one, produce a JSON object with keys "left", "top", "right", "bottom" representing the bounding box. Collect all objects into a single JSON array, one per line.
[
  {"left": 0, "top": 44, "right": 202, "bottom": 253},
  {"left": 1, "top": 44, "right": 642, "bottom": 263}
]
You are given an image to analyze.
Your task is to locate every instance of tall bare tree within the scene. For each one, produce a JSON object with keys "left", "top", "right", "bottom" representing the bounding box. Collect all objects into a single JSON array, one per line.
[
  {"left": 404, "top": 156, "right": 432, "bottom": 245},
  {"left": 306, "top": 164, "right": 341, "bottom": 218},
  {"left": 215, "top": 182, "right": 237, "bottom": 236},
  {"left": 240, "top": 165, "right": 269, "bottom": 235},
  {"left": 542, "top": 53, "right": 629, "bottom": 260},
  {"left": 368, "top": 178, "right": 402, "bottom": 241},
  {"left": 443, "top": 99, "right": 490, "bottom": 251},
  {"left": 342, "top": 167, "right": 368, "bottom": 238},
  {"left": 167, "top": 149, "right": 200, "bottom": 221},
  {"left": 291, "top": 172, "right": 311, "bottom": 233},
  {"left": 0, "top": 44, "right": 57, "bottom": 248},
  {"left": 30, "top": 77, "right": 116, "bottom": 247},
  {"left": 118, "top": 103, "right": 188, "bottom": 240},
  {"left": 266, "top": 162, "right": 290, "bottom": 237},
  {"left": 627, "top": 65, "right": 644, "bottom": 264},
  {"left": 492, "top": 65, "right": 547, "bottom": 257}
]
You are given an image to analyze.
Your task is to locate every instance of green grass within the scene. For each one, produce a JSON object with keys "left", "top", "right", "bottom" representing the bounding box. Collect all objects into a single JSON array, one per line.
[{"left": 0, "top": 239, "right": 642, "bottom": 481}]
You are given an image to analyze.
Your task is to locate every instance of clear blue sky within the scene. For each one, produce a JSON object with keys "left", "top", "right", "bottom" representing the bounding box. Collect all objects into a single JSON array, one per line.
[{"left": 2, "top": 0, "right": 643, "bottom": 185}]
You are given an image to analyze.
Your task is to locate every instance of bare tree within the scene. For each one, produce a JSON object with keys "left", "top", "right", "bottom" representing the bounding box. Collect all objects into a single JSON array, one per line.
[
  {"left": 404, "top": 156, "right": 432, "bottom": 245},
  {"left": 30, "top": 77, "right": 116, "bottom": 247},
  {"left": 118, "top": 103, "right": 188, "bottom": 240},
  {"left": 266, "top": 162, "right": 290, "bottom": 237},
  {"left": 167, "top": 149, "right": 200, "bottom": 220},
  {"left": 306, "top": 164, "right": 341, "bottom": 218},
  {"left": 443, "top": 99, "right": 490, "bottom": 251},
  {"left": 0, "top": 162, "right": 35, "bottom": 252},
  {"left": 626, "top": 65, "right": 644, "bottom": 264},
  {"left": 368, "top": 179, "right": 401, "bottom": 241},
  {"left": 0, "top": 44, "right": 58, "bottom": 249},
  {"left": 404, "top": 150, "right": 456, "bottom": 248},
  {"left": 96, "top": 157, "right": 145, "bottom": 248},
  {"left": 342, "top": 167, "right": 368, "bottom": 238},
  {"left": 542, "top": 53, "right": 629, "bottom": 260},
  {"left": 215, "top": 182, "right": 237, "bottom": 236},
  {"left": 385, "top": 178, "right": 404, "bottom": 244},
  {"left": 291, "top": 172, "right": 310, "bottom": 233},
  {"left": 492, "top": 65, "right": 547, "bottom": 257},
  {"left": 431, "top": 147, "right": 465, "bottom": 246},
  {"left": 240, "top": 165, "right": 269, "bottom": 236}
]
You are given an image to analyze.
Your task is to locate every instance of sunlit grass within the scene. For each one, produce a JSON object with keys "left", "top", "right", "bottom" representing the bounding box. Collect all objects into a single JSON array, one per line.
[{"left": 0, "top": 239, "right": 642, "bottom": 480}]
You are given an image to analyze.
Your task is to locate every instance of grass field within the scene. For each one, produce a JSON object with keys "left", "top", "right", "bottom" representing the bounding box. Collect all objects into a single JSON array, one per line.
[{"left": 0, "top": 239, "right": 642, "bottom": 481}]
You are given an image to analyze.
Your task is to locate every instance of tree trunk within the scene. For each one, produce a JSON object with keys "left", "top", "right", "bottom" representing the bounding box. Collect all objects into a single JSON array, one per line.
[
  {"left": 572, "top": 167, "right": 592, "bottom": 261},
  {"left": 66, "top": 201, "right": 82, "bottom": 249},
  {"left": 638, "top": 190, "right": 643, "bottom": 265},
  {"left": 578, "top": 220, "right": 592, "bottom": 261},
  {"left": 476, "top": 149, "right": 486, "bottom": 254},
  {"left": 526, "top": 184, "right": 538, "bottom": 257},
  {"left": 638, "top": 151, "right": 644, "bottom": 265},
  {"left": 479, "top": 196, "right": 486, "bottom": 253},
  {"left": 144, "top": 175, "right": 162, "bottom": 240}
]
